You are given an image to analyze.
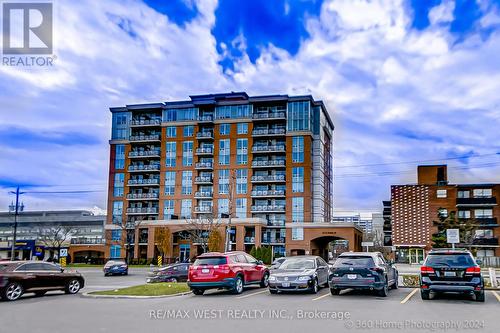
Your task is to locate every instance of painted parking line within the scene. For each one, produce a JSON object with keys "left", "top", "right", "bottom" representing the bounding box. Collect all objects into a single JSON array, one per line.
[
  {"left": 236, "top": 290, "right": 269, "bottom": 299},
  {"left": 491, "top": 291, "right": 500, "bottom": 303},
  {"left": 400, "top": 288, "right": 418, "bottom": 304},
  {"left": 312, "top": 291, "right": 331, "bottom": 301}
]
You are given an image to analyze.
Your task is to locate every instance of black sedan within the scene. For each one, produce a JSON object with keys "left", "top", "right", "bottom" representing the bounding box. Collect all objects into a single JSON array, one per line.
[
  {"left": 147, "top": 263, "right": 189, "bottom": 283},
  {"left": 103, "top": 260, "right": 128, "bottom": 276},
  {"left": 268, "top": 256, "right": 330, "bottom": 294}
]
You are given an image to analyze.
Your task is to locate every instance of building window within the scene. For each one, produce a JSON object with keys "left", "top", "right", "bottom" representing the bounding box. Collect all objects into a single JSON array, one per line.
[
  {"left": 164, "top": 171, "right": 176, "bottom": 195},
  {"left": 236, "top": 198, "right": 247, "bottom": 218},
  {"left": 111, "top": 230, "right": 122, "bottom": 241},
  {"left": 166, "top": 126, "right": 177, "bottom": 137},
  {"left": 218, "top": 169, "right": 229, "bottom": 194},
  {"left": 183, "top": 125, "right": 194, "bottom": 137},
  {"left": 473, "top": 189, "right": 492, "bottom": 198},
  {"left": 219, "top": 124, "right": 230, "bottom": 136},
  {"left": 182, "top": 141, "right": 193, "bottom": 166},
  {"left": 438, "top": 208, "right": 448, "bottom": 218},
  {"left": 219, "top": 139, "right": 230, "bottom": 165},
  {"left": 292, "top": 228, "right": 304, "bottom": 241},
  {"left": 237, "top": 123, "right": 248, "bottom": 134},
  {"left": 165, "top": 142, "right": 176, "bottom": 167},
  {"left": 164, "top": 200, "right": 175, "bottom": 218},
  {"left": 218, "top": 198, "right": 229, "bottom": 217},
  {"left": 163, "top": 107, "right": 198, "bottom": 122},
  {"left": 458, "top": 210, "right": 471, "bottom": 219},
  {"left": 237, "top": 139, "right": 248, "bottom": 165},
  {"left": 182, "top": 171, "right": 192, "bottom": 195},
  {"left": 287, "top": 101, "right": 311, "bottom": 131},
  {"left": 215, "top": 105, "right": 252, "bottom": 119},
  {"left": 457, "top": 190, "right": 470, "bottom": 198},
  {"left": 112, "top": 113, "right": 129, "bottom": 140},
  {"left": 236, "top": 169, "right": 247, "bottom": 194},
  {"left": 112, "top": 201, "right": 123, "bottom": 225},
  {"left": 115, "top": 144, "right": 125, "bottom": 169},
  {"left": 292, "top": 197, "right": 304, "bottom": 222},
  {"left": 475, "top": 229, "right": 493, "bottom": 238},
  {"left": 110, "top": 245, "right": 121, "bottom": 258},
  {"left": 292, "top": 167, "right": 304, "bottom": 193},
  {"left": 292, "top": 136, "right": 304, "bottom": 163},
  {"left": 181, "top": 199, "right": 192, "bottom": 219},
  {"left": 436, "top": 189, "right": 447, "bottom": 198},
  {"left": 113, "top": 173, "right": 124, "bottom": 197},
  {"left": 475, "top": 209, "right": 493, "bottom": 218}
]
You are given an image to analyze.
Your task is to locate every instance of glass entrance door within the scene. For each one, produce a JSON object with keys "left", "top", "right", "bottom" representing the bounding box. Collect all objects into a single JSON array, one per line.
[
  {"left": 409, "top": 248, "right": 425, "bottom": 264},
  {"left": 179, "top": 244, "right": 190, "bottom": 262}
]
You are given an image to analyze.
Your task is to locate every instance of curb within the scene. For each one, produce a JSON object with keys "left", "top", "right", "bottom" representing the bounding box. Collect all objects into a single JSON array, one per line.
[{"left": 81, "top": 291, "right": 192, "bottom": 299}]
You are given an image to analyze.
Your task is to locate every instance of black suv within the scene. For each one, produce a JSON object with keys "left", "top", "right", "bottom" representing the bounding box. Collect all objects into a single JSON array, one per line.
[{"left": 420, "top": 249, "right": 484, "bottom": 302}]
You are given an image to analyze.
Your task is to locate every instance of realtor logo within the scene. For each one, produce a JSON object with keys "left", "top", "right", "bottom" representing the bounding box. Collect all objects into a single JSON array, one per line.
[{"left": 2, "top": 2, "right": 53, "bottom": 54}]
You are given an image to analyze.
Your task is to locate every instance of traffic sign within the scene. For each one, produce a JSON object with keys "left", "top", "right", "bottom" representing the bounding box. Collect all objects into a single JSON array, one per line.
[
  {"left": 446, "top": 229, "right": 460, "bottom": 244},
  {"left": 59, "top": 248, "right": 68, "bottom": 257}
]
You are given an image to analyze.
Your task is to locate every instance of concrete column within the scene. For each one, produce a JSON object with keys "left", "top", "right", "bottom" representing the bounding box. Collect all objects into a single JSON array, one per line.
[
  {"left": 235, "top": 225, "right": 245, "bottom": 251},
  {"left": 254, "top": 225, "right": 262, "bottom": 247},
  {"left": 147, "top": 227, "right": 155, "bottom": 259},
  {"left": 133, "top": 228, "right": 139, "bottom": 259}
]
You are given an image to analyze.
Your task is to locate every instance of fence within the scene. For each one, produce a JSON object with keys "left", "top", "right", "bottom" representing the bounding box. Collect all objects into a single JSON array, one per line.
[{"left": 477, "top": 256, "right": 500, "bottom": 268}]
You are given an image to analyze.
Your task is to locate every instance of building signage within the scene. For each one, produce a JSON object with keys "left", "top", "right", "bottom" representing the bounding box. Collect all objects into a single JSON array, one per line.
[
  {"left": 59, "top": 248, "right": 68, "bottom": 257},
  {"left": 361, "top": 242, "right": 374, "bottom": 247}
]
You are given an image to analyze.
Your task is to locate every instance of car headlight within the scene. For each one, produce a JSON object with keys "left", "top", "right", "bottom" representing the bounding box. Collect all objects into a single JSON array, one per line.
[
  {"left": 269, "top": 276, "right": 277, "bottom": 281},
  {"left": 298, "top": 276, "right": 310, "bottom": 281}
]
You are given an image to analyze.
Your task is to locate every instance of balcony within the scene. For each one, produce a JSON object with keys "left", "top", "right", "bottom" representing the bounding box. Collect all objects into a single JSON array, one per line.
[
  {"left": 126, "top": 207, "right": 158, "bottom": 215},
  {"left": 128, "top": 164, "right": 160, "bottom": 172},
  {"left": 251, "top": 205, "right": 286, "bottom": 213},
  {"left": 267, "top": 220, "right": 285, "bottom": 227},
  {"left": 126, "top": 193, "right": 159, "bottom": 200},
  {"left": 195, "top": 162, "right": 213, "bottom": 170},
  {"left": 262, "top": 237, "right": 285, "bottom": 244},
  {"left": 252, "top": 145, "right": 286, "bottom": 154},
  {"left": 251, "top": 175, "right": 285, "bottom": 183},
  {"left": 197, "top": 115, "right": 214, "bottom": 123},
  {"left": 194, "top": 191, "right": 213, "bottom": 199},
  {"left": 196, "top": 132, "right": 214, "bottom": 140},
  {"left": 129, "top": 134, "right": 161, "bottom": 142},
  {"left": 130, "top": 119, "right": 161, "bottom": 127},
  {"left": 70, "top": 238, "right": 104, "bottom": 245},
  {"left": 252, "top": 112, "right": 286, "bottom": 121},
  {"left": 456, "top": 197, "right": 497, "bottom": 206},
  {"left": 251, "top": 160, "right": 286, "bottom": 168},
  {"left": 128, "top": 178, "right": 160, "bottom": 186},
  {"left": 251, "top": 190, "right": 285, "bottom": 198},
  {"left": 252, "top": 128, "right": 286, "bottom": 137},
  {"left": 128, "top": 150, "right": 161, "bottom": 159},
  {"left": 194, "top": 176, "right": 213, "bottom": 184},
  {"left": 196, "top": 147, "right": 214, "bottom": 155},
  {"left": 471, "top": 238, "right": 499, "bottom": 246},
  {"left": 194, "top": 206, "right": 213, "bottom": 214},
  {"left": 244, "top": 236, "right": 255, "bottom": 243}
]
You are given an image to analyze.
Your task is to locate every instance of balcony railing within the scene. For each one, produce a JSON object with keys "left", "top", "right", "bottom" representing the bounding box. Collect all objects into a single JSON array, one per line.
[
  {"left": 129, "top": 134, "right": 161, "bottom": 142},
  {"left": 195, "top": 162, "right": 213, "bottom": 169},
  {"left": 196, "top": 132, "right": 214, "bottom": 139},
  {"left": 194, "top": 206, "right": 213, "bottom": 213},
  {"left": 251, "top": 205, "right": 286, "bottom": 212},
  {"left": 126, "top": 193, "right": 159, "bottom": 200},
  {"left": 197, "top": 115, "right": 214, "bottom": 122},
  {"left": 262, "top": 238, "right": 285, "bottom": 244},
  {"left": 252, "top": 128, "right": 286, "bottom": 136},
  {"left": 251, "top": 175, "right": 285, "bottom": 182},
  {"left": 194, "top": 176, "right": 213, "bottom": 184},
  {"left": 194, "top": 191, "right": 213, "bottom": 198},
  {"left": 130, "top": 119, "right": 161, "bottom": 126},
  {"left": 456, "top": 197, "right": 497, "bottom": 206},
  {"left": 251, "top": 190, "right": 285, "bottom": 197},
  {"left": 128, "top": 150, "right": 161, "bottom": 158},
  {"left": 196, "top": 147, "right": 214, "bottom": 155},
  {"left": 128, "top": 178, "right": 160, "bottom": 186},
  {"left": 471, "top": 238, "right": 499, "bottom": 245},
  {"left": 128, "top": 164, "right": 160, "bottom": 172},
  {"left": 252, "top": 145, "right": 286, "bottom": 153},
  {"left": 252, "top": 112, "right": 286, "bottom": 120},
  {"left": 126, "top": 207, "right": 158, "bottom": 214},
  {"left": 251, "top": 160, "right": 286, "bottom": 168},
  {"left": 267, "top": 220, "right": 285, "bottom": 227},
  {"left": 244, "top": 237, "right": 255, "bottom": 243},
  {"left": 70, "top": 238, "right": 104, "bottom": 245}
]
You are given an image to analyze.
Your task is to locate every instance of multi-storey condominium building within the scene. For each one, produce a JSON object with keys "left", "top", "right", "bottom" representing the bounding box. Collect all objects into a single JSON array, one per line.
[
  {"left": 106, "top": 92, "right": 362, "bottom": 262},
  {"left": 391, "top": 165, "right": 500, "bottom": 264}
]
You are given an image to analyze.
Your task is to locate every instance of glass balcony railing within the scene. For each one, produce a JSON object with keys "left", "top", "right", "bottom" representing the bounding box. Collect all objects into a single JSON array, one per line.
[
  {"left": 244, "top": 237, "right": 255, "bottom": 243},
  {"left": 130, "top": 119, "right": 161, "bottom": 126},
  {"left": 194, "top": 191, "right": 213, "bottom": 198},
  {"left": 128, "top": 164, "right": 160, "bottom": 172},
  {"left": 197, "top": 115, "right": 214, "bottom": 122},
  {"left": 251, "top": 160, "right": 286, "bottom": 168},
  {"left": 196, "top": 132, "right": 214, "bottom": 139},
  {"left": 251, "top": 190, "right": 285, "bottom": 197},
  {"left": 128, "top": 178, "right": 160, "bottom": 186},
  {"left": 129, "top": 134, "right": 161, "bottom": 141},
  {"left": 251, "top": 175, "right": 285, "bottom": 182},
  {"left": 194, "top": 176, "right": 213, "bottom": 184},
  {"left": 262, "top": 237, "right": 285, "bottom": 243},
  {"left": 251, "top": 205, "right": 286, "bottom": 212},
  {"left": 126, "top": 207, "right": 158, "bottom": 214},
  {"left": 128, "top": 150, "right": 161, "bottom": 158},
  {"left": 267, "top": 220, "right": 285, "bottom": 227},
  {"left": 252, "top": 145, "right": 286, "bottom": 153},
  {"left": 252, "top": 112, "right": 286, "bottom": 120},
  {"left": 196, "top": 147, "right": 214, "bottom": 155},
  {"left": 194, "top": 206, "right": 213, "bottom": 213},
  {"left": 195, "top": 162, "right": 213, "bottom": 169},
  {"left": 126, "top": 193, "right": 159, "bottom": 200},
  {"left": 252, "top": 128, "right": 286, "bottom": 136}
]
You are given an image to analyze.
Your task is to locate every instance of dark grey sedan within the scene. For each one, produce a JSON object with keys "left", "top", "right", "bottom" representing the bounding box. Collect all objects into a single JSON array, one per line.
[{"left": 268, "top": 256, "right": 330, "bottom": 294}]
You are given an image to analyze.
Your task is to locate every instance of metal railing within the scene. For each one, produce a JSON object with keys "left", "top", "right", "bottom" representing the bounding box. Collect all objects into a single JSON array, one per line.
[
  {"left": 194, "top": 206, "right": 213, "bottom": 213},
  {"left": 194, "top": 191, "right": 213, "bottom": 198},
  {"left": 196, "top": 147, "right": 214, "bottom": 154},
  {"left": 252, "top": 145, "right": 286, "bottom": 153},
  {"left": 126, "top": 193, "right": 159, "bottom": 199},
  {"left": 128, "top": 164, "right": 160, "bottom": 171},
  {"left": 126, "top": 207, "right": 158, "bottom": 214},
  {"left": 196, "top": 132, "right": 214, "bottom": 139},
  {"left": 251, "top": 190, "right": 285, "bottom": 197},
  {"left": 195, "top": 162, "right": 213, "bottom": 169},
  {"left": 251, "top": 175, "right": 285, "bottom": 182},
  {"left": 252, "top": 128, "right": 286, "bottom": 136},
  {"left": 197, "top": 115, "right": 214, "bottom": 122},
  {"left": 194, "top": 176, "right": 213, "bottom": 183},
  {"left": 130, "top": 119, "right": 161, "bottom": 126},
  {"left": 252, "top": 112, "right": 286, "bottom": 119},
  {"left": 128, "top": 150, "right": 160, "bottom": 157},
  {"left": 251, "top": 160, "right": 286, "bottom": 167},
  {"left": 129, "top": 134, "right": 161, "bottom": 141},
  {"left": 251, "top": 205, "right": 286, "bottom": 212},
  {"left": 128, "top": 178, "right": 160, "bottom": 185}
]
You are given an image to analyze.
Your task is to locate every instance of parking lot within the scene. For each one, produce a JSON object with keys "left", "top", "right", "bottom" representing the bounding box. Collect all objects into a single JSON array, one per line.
[{"left": 1, "top": 266, "right": 499, "bottom": 333}]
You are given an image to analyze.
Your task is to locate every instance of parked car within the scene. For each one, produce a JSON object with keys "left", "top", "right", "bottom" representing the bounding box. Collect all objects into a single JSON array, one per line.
[
  {"left": 147, "top": 263, "right": 190, "bottom": 283},
  {"left": 420, "top": 249, "right": 484, "bottom": 302},
  {"left": 270, "top": 257, "right": 286, "bottom": 270},
  {"left": 0, "top": 261, "right": 85, "bottom": 301},
  {"left": 103, "top": 260, "right": 128, "bottom": 276},
  {"left": 329, "top": 252, "right": 398, "bottom": 297},
  {"left": 268, "top": 256, "right": 329, "bottom": 294},
  {"left": 188, "top": 251, "right": 269, "bottom": 295}
]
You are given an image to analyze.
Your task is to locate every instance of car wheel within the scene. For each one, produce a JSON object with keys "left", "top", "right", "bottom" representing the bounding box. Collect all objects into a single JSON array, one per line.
[
  {"left": 269, "top": 289, "right": 278, "bottom": 294},
  {"left": 233, "top": 275, "right": 244, "bottom": 294},
  {"left": 260, "top": 272, "right": 269, "bottom": 288},
  {"left": 391, "top": 273, "right": 399, "bottom": 289},
  {"left": 377, "top": 282, "right": 388, "bottom": 297},
  {"left": 65, "top": 279, "right": 81, "bottom": 294},
  {"left": 420, "top": 290, "right": 430, "bottom": 300},
  {"left": 168, "top": 277, "right": 178, "bottom": 283},
  {"left": 330, "top": 288, "right": 340, "bottom": 295},
  {"left": 104, "top": 273, "right": 109, "bottom": 277},
  {"left": 34, "top": 291, "right": 47, "bottom": 297},
  {"left": 4, "top": 282, "right": 23, "bottom": 301},
  {"left": 192, "top": 289, "right": 204, "bottom": 295},
  {"left": 309, "top": 278, "right": 319, "bottom": 294},
  {"left": 475, "top": 290, "right": 485, "bottom": 302}
]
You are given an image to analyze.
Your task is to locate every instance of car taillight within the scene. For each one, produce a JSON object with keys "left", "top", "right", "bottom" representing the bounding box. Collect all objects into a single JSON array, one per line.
[
  {"left": 215, "top": 264, "right": 230, "bottom": 273},
  {"left": 369, "top": 267, "right": 384, "bottom": 273},
  {"left": 420, "top": 266, "right": 435, "bottom": 274},
  {"left": 465, "top": 266, "right": 481, "bottom": 275}
]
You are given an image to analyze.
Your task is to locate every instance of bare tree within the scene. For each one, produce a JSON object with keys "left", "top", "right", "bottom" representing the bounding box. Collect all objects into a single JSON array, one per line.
[
  {"left": 184, "top": 214, "right": 222, "bottom": 254},
  {"left": 37, "top": 225, "right": 78, "bottom": 261}
]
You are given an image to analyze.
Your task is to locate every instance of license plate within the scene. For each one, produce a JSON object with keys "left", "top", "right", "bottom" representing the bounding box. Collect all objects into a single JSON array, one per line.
[
  {"left": 201, "top": 268, "right": 210, "bottom": 274},
  {"left": 281, "top": 282, "right": 290, "bottom": 287},
  {"left": 444, "top": 271, "right": 455, "bottom": 277},
  {"left": 347, "top": 274, "right": 357, "bottom": 280}
]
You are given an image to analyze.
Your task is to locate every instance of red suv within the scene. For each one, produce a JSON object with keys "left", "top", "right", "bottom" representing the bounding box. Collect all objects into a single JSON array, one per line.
[{"left": 188, "top": 251, "right": 269, "bottom": 295}]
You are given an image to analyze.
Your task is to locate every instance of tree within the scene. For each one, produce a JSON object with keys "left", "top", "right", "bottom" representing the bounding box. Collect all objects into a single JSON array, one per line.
[
  {"left": 208, "top": 229, "right": 223, "bottom": 252},
  {"left": 155, "top": 227, "right": 172, "bottom": 263},
  {"left": 37, "top": 225, "right": 78, "bottom": 261},
  {"left": 184, "top": 214, "right": 222, "bottom": 254},
  {"left": 249, "top": 246, "right": 257, "bottom": 258},
  {"left": 432, "top": 210, "right": 476, "bottom": 248}
]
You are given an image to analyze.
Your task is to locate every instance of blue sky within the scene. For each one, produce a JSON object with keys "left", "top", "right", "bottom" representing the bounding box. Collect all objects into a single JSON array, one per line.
[{"left": 1, "top": 0, "right": 500, "bottom": 213}]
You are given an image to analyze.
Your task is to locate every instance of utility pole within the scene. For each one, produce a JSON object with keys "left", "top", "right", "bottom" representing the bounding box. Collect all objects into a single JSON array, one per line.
[{"left": 9, "top": 186, "right": 25, "bottom": 261}]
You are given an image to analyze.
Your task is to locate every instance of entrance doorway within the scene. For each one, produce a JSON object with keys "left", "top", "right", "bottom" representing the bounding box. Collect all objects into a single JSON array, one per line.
[
  {"left": 409, "top": 248, "right": 425, "bottom": 264},
  {"left": 179, "top": 244, "right": 190, "bottom": 262}
]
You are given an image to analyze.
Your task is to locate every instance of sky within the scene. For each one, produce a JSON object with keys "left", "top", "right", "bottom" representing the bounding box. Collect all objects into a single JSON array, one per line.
[{"left": 0, "top": 0, "right": 500, "bottom": 214}]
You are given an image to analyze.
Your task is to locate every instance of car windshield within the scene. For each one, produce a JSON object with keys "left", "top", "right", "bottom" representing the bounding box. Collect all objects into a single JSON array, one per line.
[
  {"left": 334, "top": 256, "right": 375, "bottom": 267},
  {"left": 106, "top": 261, "right": 125, "bottom": 266},
  {"left": 279, "top": 259, "right": 315, "bottom": 270},
  {"left": 425, "top": 254, "right": 475, "bottom": 267},
  {"left": 193, "top": 257, "right": 227, "bottom": 266}
]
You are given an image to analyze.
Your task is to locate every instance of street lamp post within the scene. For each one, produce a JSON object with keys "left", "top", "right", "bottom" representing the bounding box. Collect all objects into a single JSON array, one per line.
[{"left": 8, "top": 186, "right": 25, "bottom": 261}]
